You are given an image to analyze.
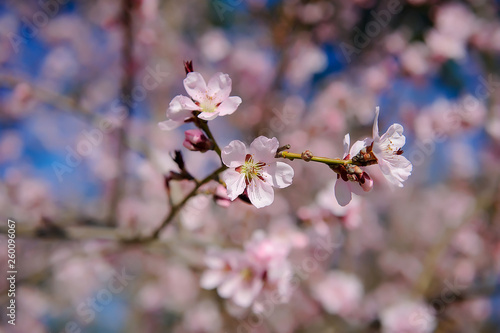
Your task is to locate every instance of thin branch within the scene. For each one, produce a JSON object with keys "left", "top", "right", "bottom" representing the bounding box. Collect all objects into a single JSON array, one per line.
[
  {"left": 0, "top": 73, "right": 98, "bottom": 122},
  {"left": 278, "top": 151, "right": 350, "bottom": 165},
  {"left": 107, "top": 0, "right": 135, "bottom": 227},
  {"left": 196, "top": 119, "right": 222, "bottom": 159},
  {"left": 149, "top": 164, "right": 228, "bottom": 239}
]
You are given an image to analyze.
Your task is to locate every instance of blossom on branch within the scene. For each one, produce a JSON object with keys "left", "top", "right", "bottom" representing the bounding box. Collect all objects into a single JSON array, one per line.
[
  {"left": 158, "top": 72, "right": 242, "bottom": 130},
  {"left": 333, "top": 134, "right": 373, "bottom": 206},
  {"left": 371, "top": 106, "right": 412, "bottom": 187},
  {"left": 221, "top": 136, "right": 294, "bottom": 208},
  {"left": 183, "top": 129, "right": 214, "bottom": 152}
]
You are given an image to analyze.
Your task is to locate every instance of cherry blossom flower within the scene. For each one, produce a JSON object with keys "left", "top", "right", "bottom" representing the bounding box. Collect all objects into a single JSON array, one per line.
[
  {"left": 371, "top": 107, "right": 412, "bottom": 187},
  {"left": 334, "top": 134, "right": 373, "bottom": 206},
  {"left": 200, "top": 249, "right": 262, "bottom": 308},
  {"left": 312, "top": 270, "right": 364, "bottom": 317},
  {"left": 380, "top": 300, "right": 436, "bottom": 333},
  {"left": 200, "top": 231, "right": 292, "bottom": 309},
  {"left": 221, "top": 136, "right": 294, "bottom": 208},
  {"left": 158, "top": 72, "right": 242, "bottom": 130}
]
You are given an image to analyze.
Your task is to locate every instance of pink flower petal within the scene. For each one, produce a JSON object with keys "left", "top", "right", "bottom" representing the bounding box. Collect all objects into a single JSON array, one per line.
[
  {"left": 247, "top": 178, "right": 274, "bottom": 208},
  {"left": 249, "top": 136, "right": 279, "bottom": 164},
  {"left": 335, "top": 179, "right": 352, "bottom": 206},
  {"left": 183, "top": 72, "right": 207, "bottom": 102},
  {"left": 166, "top": 95, "right": 199, "bottom": 120},
  {"left": 222, "top": 140, "right": 247, "bottom": 167},
  {"left": 216, "top": 96, "right": 242, "bottom": 116},
  {"left": 221, "top": 169, "right": 246, "bottom": 200},
  {"left": 264, "top": 162, "right": 294, "bottom": 188},
  {"left": 207, "top": 72, "right": 232, "bottom": 104}
]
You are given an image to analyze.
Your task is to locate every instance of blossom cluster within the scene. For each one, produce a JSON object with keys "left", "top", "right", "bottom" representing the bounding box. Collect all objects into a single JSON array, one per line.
[
  {"left": 200, "top": 231, "right": 292, "bottom": 311},
  {"left": 159, "top": 67, "right": 413, "bottom": 208},
  {"left": 3, "top": 1, "right": 499, "bottom": 332}
]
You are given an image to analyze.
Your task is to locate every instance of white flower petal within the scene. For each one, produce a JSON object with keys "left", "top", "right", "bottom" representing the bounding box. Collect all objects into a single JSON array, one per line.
[
  {"left": 378, "top": 156, "right": 412, "bottom": 187},
  {"left": 207, "top": 72, "right": 232, "bottom": 104},
  {"left": 200, "top": 270, "right": 227, "bottom": 289},
  {"left": 378, "top": 123, "right": 406, "bottom": 148},
  {"left": 166, "top": 95, "right": 198, "bottom": 120},
  {"left": 221, "top": 169, "right": 246, "bottom": 200},
  {"left": 350, "top": 138, "right": 371, "bottom": 156},
  {"left": 198, "top": 111, "right": 220, "bottom": 121},
  {"left": 264, "top": 162, "right": 294, "bottom": 188},
  {"left": 217, "top": 96, "right": 242, "bottom": 116},
  {"left": 183, "top": 72, "right": 207, "bottom": 102},
  {"left": 247, "top": 178, "right": 274, "bottom": 208},
  {"left": 350, "top": 182, "right": 366, "bottom": 196},
  {"left": 158, "top": 120, "right": 182, "bottom": 131},
  {"left": 222, "top": 140, "right": 248, "bottom": 167},
  {"left": 335, "top": 179, "right": 352, "bottom": 207},
  {"left": 232, "top": 279, "right": 263, "bottom": 308},
  {"left": 218, "top": 273, "right": 242, "bottom": 298},
  {"left": 249, "top": 136, "right": 279, "bottom": 164},
  {"left": 373, "top": 106, "right": 380, "bottom": 139},
  {"left": 343, "top": 134, "right": 350, "bottom": 158}
]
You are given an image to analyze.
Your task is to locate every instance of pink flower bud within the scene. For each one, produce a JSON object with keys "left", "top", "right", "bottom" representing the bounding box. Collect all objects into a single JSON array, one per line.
[
  {"left": 359, "top": 172, "right": 373, "bottom": 192},
  {"left": 183, "top": 129, "right": 214, "bottom": 152}
]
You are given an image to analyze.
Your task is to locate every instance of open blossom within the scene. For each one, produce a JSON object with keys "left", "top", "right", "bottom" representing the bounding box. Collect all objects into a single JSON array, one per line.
[
  {"left": 158, "top": 72, "right": 242, "bottom": 130},
  {"left": 372, "top": 107, "right": 412, "bottom": 187},
  {"left": 334, "top": 134, "right": 373, "bottom": 206},
  {"left": 221, "top": 136, "right": 294, "bottom": 208},
  {"left": 200, "top": 231, "right": 292, "bottom": 309},
  {"left": 312, "top": 270, "right": 364, "bottom": 317},
  {"left": 199, "top": 249, "right": 260, "bottom": 308},
  {"left": 380, "top": 300, "right": 436, "bottom": 333}
]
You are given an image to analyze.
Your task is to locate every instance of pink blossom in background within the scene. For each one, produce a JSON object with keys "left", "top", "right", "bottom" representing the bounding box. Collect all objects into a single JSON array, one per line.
[
  {"left": 380, "top": 300, "right": 437, "bottom": 333},
  {"left": 311, "top": 270, "right": 364, "bottom": 317}
]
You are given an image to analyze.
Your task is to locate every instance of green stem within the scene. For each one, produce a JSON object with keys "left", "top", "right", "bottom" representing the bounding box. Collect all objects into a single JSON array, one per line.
[
  {"left": 150, "top": 164, "right": 228, "bottom": 239},
  {"left": 279, "top": 151, "right": 351, "bottom": 165},
  {"left": 198, "top": 120, "right": 222, "bottom": 159}
]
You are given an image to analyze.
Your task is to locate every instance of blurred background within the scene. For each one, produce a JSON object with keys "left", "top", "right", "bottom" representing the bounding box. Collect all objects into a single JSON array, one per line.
[{"left": 0, "top": 0, "right": 500, "bottom": 332}]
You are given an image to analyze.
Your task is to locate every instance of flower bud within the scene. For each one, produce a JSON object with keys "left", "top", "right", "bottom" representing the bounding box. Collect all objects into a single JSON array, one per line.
[
  {"left": 184, "top": 60, "right": 194, "bottom": 74},
  {"left": 359, "top": 172, "right": 373, "bottom": 192},
  {"left": 183, "top": 129, "right": 214, "bottom": 152}
]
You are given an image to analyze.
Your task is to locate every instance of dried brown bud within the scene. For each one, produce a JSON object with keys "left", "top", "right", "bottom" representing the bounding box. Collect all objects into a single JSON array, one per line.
[
  {"left": 184, "top": 60, "right": 194, "bottom": 75},
  {"left": 301, "top": 150, "right": 313, "bottom": 162}
]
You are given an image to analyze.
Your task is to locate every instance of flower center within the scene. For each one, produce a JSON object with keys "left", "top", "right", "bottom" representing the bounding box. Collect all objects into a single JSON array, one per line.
[
  {"left": 199, "top": 96, "right": 217, "bottom": 113},
  {"left": 380, "top": 139, "right": 404, "bottom": 156},
  {"left": 235, "top": 154, "right": 266, "bottom": 185},
  {"left": 240, "top": 268, "right": 254, "bottom": 281}
]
